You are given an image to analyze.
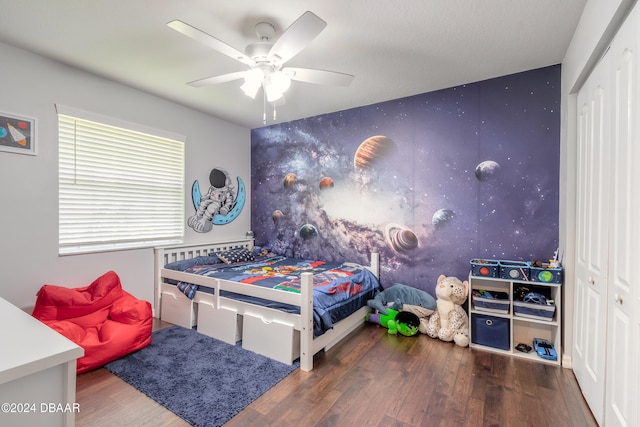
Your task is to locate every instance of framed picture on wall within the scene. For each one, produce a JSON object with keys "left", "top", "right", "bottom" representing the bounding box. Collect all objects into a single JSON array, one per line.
[{"left": 0, "top": 112, "right": 36, "bottom": 156}]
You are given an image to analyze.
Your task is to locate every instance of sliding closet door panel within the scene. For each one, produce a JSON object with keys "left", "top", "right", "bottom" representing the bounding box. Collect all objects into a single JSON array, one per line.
[
  {"left": 586, "top": 86, "right": 608, "bottom": 279},
  {"left": 575, "top": 109, "right": 588, "bottom": 267},
  {"left": 605, "top": 6, "right": 639, "bottom": 425},
  {"left": 574, "top": 58, "right": 610, "bottom": 425},
  {"left": 573, "top": 105, "right": 588, "bottom": 364}
]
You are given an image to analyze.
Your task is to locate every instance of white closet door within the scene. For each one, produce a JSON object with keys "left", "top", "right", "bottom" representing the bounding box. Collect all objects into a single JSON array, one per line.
[
  {"left": 573, "top": 49, "right": 610, "bottom": 425},
  {"left": 605, "top": 5, "right": 639, "bottom": 426}
]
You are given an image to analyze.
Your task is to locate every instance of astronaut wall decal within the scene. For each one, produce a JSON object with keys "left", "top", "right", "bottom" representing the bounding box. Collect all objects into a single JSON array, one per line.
[{"left": 188, "top": 167, "right": 246, "bottom": 232}]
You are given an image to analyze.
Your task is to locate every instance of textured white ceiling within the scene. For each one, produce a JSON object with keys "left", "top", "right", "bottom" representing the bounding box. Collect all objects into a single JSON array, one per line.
[{"left": 0, "top": 0, "right": 587, "bottom": 129}]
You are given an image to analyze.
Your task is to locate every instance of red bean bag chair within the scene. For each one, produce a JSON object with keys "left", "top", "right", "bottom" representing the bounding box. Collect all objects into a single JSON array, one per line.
[{"left": 32, "top": 270, "right": 152, "bottom": 374}]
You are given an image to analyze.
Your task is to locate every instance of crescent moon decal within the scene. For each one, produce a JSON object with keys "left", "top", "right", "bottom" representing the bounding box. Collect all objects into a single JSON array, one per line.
[
  {"left": 192, "top": 180, "right": 202, "bottom": 211},
  {"left": 190, "top": 176, "right": 245, "bottom": 226},
  {"left": 213, "top": 176, "right": 245, "bottom": 225}
]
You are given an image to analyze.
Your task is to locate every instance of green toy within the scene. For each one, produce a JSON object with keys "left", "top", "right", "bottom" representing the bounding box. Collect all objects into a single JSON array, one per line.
[{"left": 365, "top": 308, "right": 420, "bottom": 336}]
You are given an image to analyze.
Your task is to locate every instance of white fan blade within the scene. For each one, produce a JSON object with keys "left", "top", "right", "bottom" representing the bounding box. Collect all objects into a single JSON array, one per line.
[
  {"left": 268, "top": 11, "right": 326, "bottom": 64},
  {"left": 167, "top": 20, "right": 255, "bottom": 67},
  {"left": 284, "top": 67, "right": 354, "bottom": 87},
  {"left": 187, "top": 71, "right": 247, "bottom": 87}
]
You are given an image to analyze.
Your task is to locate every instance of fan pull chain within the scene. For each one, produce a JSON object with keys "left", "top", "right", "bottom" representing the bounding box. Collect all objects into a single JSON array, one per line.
[{"left": 262, "top": 89, "right": 267, "bottom": 125}]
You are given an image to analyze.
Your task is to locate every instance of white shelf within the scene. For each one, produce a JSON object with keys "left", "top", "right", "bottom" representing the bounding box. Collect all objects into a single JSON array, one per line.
[{"left": 468, "top": 274, "right": 562, "bottom": 366}]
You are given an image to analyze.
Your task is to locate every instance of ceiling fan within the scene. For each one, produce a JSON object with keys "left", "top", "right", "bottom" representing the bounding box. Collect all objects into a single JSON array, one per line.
[{"left": 167, "top": 11, "right": 354, "bottom": 103}]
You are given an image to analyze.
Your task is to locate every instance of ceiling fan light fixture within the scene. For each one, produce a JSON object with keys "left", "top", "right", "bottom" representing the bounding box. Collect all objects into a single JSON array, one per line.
[
  {"left": 269, "top": 71, "right": 291, "bottom": 93},
  {"left": 241, "top": 68, "right": 263, "bottom": 98},
  {"left": 240, "top": 80, "right": 260, "bottom": 98},
  {"left": 264, "top": 70, "right": 291, "bottom": 102},
  {"left": 264, "top": 83, "right": 284, "bottom": 103}
]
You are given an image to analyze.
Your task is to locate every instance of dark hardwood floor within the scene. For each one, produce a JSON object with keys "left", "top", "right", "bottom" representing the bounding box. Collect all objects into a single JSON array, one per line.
[{"left": 76, "top": 320, "right": 597, "bottom": 427}]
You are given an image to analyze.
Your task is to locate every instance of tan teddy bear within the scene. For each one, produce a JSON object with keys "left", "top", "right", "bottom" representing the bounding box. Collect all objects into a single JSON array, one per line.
[{"left": 426, "top": 274, "right": 470, "bottom": 347}]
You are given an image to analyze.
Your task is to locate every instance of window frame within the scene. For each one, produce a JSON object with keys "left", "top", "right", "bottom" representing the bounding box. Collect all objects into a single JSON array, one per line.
[{"left": 57, "top": 105, "right": 185, "bottom": 255}]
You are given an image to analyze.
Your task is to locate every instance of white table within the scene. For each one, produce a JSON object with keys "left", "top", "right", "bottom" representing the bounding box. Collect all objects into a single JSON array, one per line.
[{"left": 0, "top": 297, "right": 83, "bottom": 427}]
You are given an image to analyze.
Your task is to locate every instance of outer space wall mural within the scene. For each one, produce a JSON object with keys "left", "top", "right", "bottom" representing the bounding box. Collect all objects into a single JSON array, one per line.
[{"left": 250, "top": 65, "right": 560, "bottom": 296}]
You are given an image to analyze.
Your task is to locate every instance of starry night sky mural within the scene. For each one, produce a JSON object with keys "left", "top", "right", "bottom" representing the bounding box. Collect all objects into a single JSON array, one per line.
[{"left": 251, "top": 65, "right": 560, "bottom": 296}]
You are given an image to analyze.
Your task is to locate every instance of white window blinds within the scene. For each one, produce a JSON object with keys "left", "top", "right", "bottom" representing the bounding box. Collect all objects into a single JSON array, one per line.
[{"left": 58, "top": 106, "right": 185, "bottom": 254}]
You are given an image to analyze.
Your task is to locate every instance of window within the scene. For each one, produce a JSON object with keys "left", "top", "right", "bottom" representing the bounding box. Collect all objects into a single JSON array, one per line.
[{"left": 57, "top": 105, "right": 185, "bottom": 254}]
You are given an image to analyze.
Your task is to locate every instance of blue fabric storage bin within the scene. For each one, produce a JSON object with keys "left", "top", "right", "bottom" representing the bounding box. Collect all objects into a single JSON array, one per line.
[
  {"left": 530, "top": 264, "right": 563, "bottom": 284},
  {"left": 471, "top": 313, "right": 510, "bottom": 350},
  {"left": 499, "top": 260, "right": 530, "bottom": 281},
  {"left": 513, "top": 301, "right": 555, "bottom": 321},
  {"left": 470, "top": 259, "right": 500, "bottom": 277},
  {"left": 472, "top": 293, "right": 510, "bottom": 314}
]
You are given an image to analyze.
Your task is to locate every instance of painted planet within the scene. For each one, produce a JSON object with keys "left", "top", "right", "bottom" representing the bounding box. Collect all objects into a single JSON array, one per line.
[
  {"left": 475, "top": 160, "right": 501, "bottom": 181},
  {"left": 354, "top": 135, "right": 396, "bottom": 169},
  {"left": 319, "top": 176, "right": 334, "bottom": 190},
  {"left": 272, "top": 210, "right": 284, "bottom": 224},
  {"left": 537, "top": 270, "right": 554, "bottom": 282},
  {"left": 283, "top": 173, "right": 297, "bottom": 187},
  {"left": 299, "top": 223, "right": 319, "bottom": 240},
  {"left": 0, "top": 127, "right": 6, "bottom": 138},
  {"left": 432, "top": 209, "right": 455, "bottom": 228},
  {"left": 384, "top": 223, "right": 419, "bottom": 253}
]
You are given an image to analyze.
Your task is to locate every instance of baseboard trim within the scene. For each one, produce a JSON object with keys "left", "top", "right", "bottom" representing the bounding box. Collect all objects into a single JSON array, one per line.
[{"left": 562, "top": 354, "right": 572, "bottom": 369}]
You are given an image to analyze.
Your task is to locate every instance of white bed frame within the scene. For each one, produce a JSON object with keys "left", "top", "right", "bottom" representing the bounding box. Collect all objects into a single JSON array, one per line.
[{"left": 154, "top": 239, "right": 380, "bottom": 371}]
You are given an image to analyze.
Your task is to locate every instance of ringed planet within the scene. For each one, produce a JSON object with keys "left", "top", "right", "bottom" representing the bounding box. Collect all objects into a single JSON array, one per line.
[{"left": 384, "top": 223, "right": 419, "bottom": 253}]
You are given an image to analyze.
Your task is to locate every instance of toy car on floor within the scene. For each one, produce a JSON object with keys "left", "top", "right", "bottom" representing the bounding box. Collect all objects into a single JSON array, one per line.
[{"left": 532, "top": 338, "right": 557, "bottom": 361}]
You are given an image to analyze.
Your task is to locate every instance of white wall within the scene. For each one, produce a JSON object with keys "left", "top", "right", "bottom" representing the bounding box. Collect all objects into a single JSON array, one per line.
[
  {"left": 0, "top": 41, "right": 251, "bottom": 311},
  {"left": 560, "top": 0, "right": 637, "bottom": 366}
]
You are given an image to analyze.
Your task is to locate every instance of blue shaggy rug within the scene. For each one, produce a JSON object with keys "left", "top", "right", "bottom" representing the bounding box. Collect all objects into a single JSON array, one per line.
[{"left": 105, "top": 325, "right": 298, "bottom": 426}]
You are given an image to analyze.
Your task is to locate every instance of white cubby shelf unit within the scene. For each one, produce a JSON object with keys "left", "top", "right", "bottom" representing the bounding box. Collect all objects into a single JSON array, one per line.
[{"left": 467, "top": 274, "right": 562, "bottom": 366}]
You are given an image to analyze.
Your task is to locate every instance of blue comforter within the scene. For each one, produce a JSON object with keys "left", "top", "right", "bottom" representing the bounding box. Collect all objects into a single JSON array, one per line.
[{"left": 166, "top": 255, "right": 381, "bottom": 335}]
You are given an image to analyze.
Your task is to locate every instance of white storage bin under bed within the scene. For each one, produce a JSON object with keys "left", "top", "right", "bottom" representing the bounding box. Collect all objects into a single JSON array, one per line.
[
  {"left": 160, "top": 282, "right": 197, "bottom": 329},
  {"left": 242, "top": 312, "right": 301, "bottom": 364},
  {"left": 195, "top": 292, "right": 243, "bottom": 345}
]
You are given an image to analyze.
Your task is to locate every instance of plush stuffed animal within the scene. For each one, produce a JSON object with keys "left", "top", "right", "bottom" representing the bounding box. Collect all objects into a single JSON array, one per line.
[
  {"left": 366, "top": 283, "right": 436, "bottom": 334},
  {"left": 426, "top": 274, "right": 470, "bottom": 347}
]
